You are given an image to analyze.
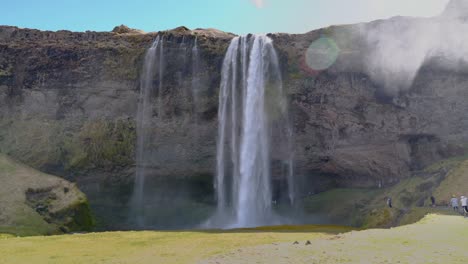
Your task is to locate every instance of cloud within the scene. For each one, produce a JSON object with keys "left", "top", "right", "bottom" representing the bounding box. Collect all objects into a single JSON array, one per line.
[{"left": 250, "top": 0, "right": 265, "bottom": 8}]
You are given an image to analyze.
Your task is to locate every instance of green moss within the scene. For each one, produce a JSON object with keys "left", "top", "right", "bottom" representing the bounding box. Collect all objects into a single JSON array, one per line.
[
  {"left": 63, "top": 200, "right": 95, "bottom": 232},
  {"left": 304, "top": 173, "right": 446, "bottom": 228},
  {"left": 0, "top": 206, "right": 58, "bottom": 237},
  {"left": 361, "top": 208, "right": 397, "bottom": 228},
  {"left": 424, "top": 152, "right": 468, "bottom": 173},
  {"left": 433, "top": 159, "right": 468, "bottom": 204},
  {"left": 399, "top": 207, "right": 459, "bottom": 226},
  {"left": 304, "top": 188, "right": 380, "bottom": 226},
  {"left": 102, "top": 47, "right": 145, "bottom": 80},
  {"left": 0, "top": 65, "right": 13, "bottom": 77},
  {"left": 0, "top": 156, "right": 16, "bottom": 173},
  {"left": 0, "top": 117, "right": 136, "bottom": 173},
  {"left": 0, "top": 154, "right": 95, "bottom": 236},
  {"left": 0, "top": 119, "right": 67, "bottom": 169},
  {"left": 65, "top": 119, "right": 136, "bottom": 171},
  {"left": 303, "top": 153, "right": 468, "bottom": 229}
]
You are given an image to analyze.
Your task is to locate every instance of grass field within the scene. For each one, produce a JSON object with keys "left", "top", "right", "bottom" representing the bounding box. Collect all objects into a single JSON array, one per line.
[{"left": 0, "top": 214, "right": 466, "bottom": 264}]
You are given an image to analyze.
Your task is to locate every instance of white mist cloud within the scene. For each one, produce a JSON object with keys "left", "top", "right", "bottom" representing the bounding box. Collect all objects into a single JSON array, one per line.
[
  {"left": 250, "top": 0, "right": 265, "bottom": 9},
  {"left": 359, "top": 13, "right": 468, "bottom": 96}
]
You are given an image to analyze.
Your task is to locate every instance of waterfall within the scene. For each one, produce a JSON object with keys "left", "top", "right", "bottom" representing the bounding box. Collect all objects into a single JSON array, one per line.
[
  {"left": 210, "top": 35, "right": 294, "bottom": 228},
  {"left": 132, "top": 35, "right": 165, "bottom": 227},
  {"left": 157, "top": 37, "right": 164, "bottom": 118},
  {"left": 191, "top": 36, "right": 200, "bottom": 118}
]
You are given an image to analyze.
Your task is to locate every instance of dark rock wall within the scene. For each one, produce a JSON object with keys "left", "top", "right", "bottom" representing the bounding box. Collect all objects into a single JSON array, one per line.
[{"left": 1, "top": 15, "right": 467, "bottom": 215}]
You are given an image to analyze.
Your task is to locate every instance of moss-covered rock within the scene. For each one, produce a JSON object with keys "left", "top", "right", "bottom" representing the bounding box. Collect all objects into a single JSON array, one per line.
[
  {"left": 0, "top": 118, "right": 136, "bottom": 173},
  {"left": 65, "top": 119, "right": 136, "bottom": 171},
  {"left": 0, "top": 154, "right": 94, "bottom": 236}
]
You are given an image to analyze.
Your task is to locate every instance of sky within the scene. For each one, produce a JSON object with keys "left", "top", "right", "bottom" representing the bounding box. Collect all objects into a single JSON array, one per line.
[{"left": 0, "top": 0, "right": 450, "bottom": 34}]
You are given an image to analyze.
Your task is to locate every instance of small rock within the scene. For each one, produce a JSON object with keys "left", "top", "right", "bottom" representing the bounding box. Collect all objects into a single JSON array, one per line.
[
  {"left": 59, "top": 226, "right": 70, "bottom": 233},
  {"left": 112, "top": 24, "right": 144, "bottom": 34},
  {"left": 305, "top": 240, "right": 311, "bottom": 245},
  {"left": 293, "top": 241, "right": 299, "bottom": 245}
]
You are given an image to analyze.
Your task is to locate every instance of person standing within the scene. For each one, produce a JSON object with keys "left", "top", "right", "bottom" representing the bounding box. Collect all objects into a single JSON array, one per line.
[
  {"left": 387, "top": 197, "right": 392, "bottom": 208},
  {"left": 430, "top": 196, "right": 436, "bottom": 207},
  {"left": 461, "top": 196, "right": 468, "bottom": 218},
  {"left": 450, "top": 195, "right": 459, "bottom": 212}
]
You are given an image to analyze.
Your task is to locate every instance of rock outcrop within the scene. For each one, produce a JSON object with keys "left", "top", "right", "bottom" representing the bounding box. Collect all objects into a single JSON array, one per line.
[
  {"left": 112, "top": 24, "right": 145, "bottom": 34},
  {"left": 0, "top": 154, "right": 94, "bottom": 235}
]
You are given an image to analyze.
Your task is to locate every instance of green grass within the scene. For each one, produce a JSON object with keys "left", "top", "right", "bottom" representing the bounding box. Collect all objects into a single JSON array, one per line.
[
  {"left": 302, "top": 153, "right": 468, "bottom": 229},
  {"left": 0, "top": 154, "right": 93, "bottom": 236},
  {"left": 433, "top": 159, "right": 468, "bottom": 204},
  {"left": 0, "top": 225, "right": 347, "bottom": 264},
  {"left": 304, "top": 188, "right": 380, "bottom": 226},
  {"left": 0, "top": 215, "right": 466, "bottom": 264}
]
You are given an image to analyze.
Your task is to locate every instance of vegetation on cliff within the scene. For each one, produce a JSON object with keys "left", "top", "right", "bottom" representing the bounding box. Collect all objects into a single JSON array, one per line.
[{"left": 303, "top": 153, "right": 468, "bottom": 228}]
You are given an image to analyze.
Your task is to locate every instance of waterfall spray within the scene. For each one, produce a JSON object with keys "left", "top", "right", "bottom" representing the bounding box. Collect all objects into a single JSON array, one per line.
[
  {"left": 191, "top": 36, "right": 200, "bottom": 118},
  {"left": 132, "top": 35, "right": 165, "bottom": 227}
]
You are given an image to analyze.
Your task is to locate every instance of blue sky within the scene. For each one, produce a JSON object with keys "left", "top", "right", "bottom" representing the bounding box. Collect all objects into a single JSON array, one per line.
[{"left": 0, "top": 0, "right": 449, "bottom": 34}]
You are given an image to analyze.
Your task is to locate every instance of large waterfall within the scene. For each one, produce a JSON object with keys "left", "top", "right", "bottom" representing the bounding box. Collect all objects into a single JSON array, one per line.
[{"left": 210, "top": 35, "right": 294, "bottom": 228}]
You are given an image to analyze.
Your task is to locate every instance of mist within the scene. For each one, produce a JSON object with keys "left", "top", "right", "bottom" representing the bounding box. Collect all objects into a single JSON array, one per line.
[{"left": 359, "top": 0, "right": 468, "bottom": 96}]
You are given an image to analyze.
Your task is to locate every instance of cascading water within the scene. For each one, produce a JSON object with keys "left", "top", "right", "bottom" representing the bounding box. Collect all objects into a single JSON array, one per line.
[
  {"left": 132, "top": 35, "right": 165, "bottom": 227},
  {"left": 208, "top": 35, "right": 294, "bottom": 228},
  {"left": 131, "top": 34, "right": 207, "bottom": 229},
  {"left": 191, "top": 36, "right": 200, "bottom": 118}
]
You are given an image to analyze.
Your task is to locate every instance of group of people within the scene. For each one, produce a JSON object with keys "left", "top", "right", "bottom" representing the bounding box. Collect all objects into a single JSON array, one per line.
[{"left": 450, "top": 195, "right": 468, "bottom": 217}]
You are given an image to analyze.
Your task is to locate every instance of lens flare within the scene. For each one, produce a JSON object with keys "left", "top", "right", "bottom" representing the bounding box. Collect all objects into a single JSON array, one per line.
[
  {"left": 304, "top": 36, "right": 340, "bottom": 72},
  {"left": 250, "top": 0, "right": 265, "bottom": 8}
]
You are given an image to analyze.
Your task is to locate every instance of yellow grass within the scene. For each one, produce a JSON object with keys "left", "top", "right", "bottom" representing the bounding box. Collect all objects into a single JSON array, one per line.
[
  {"left": 0, "top": 225, "right": 348, "bottom": 264},
  {"left": 202, "top": 214, "right": 468, "bottom": 264},
  {"left": 1, "top": 215, "right": 467, "bottom": 264}
]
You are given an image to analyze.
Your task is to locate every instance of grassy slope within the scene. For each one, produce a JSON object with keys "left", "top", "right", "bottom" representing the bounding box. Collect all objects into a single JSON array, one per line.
[
  {"left": 0, "top": 215, "right": 466, "bottom": 264},
  {"left": 433, "top": 159, "right": 468, "bottom": 204},
  {"left": 0, "top": 155, "right": 57, "bottom": 235},
  {"left": 0, "top": 154, "right": 92, "bottom": 236},
  {"left": 303, "top": 155, "right": 468, "bottom": 228}
]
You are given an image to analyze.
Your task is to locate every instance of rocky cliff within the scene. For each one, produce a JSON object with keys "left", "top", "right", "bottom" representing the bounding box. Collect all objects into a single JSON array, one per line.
[{"left": 1, "top": 0, "right": 468, "bottom": 228}]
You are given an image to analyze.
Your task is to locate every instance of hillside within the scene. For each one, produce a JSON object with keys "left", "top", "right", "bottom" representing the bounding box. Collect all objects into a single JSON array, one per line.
[{"left": 0, "top": 154, "right": 93, "bottom": 236}]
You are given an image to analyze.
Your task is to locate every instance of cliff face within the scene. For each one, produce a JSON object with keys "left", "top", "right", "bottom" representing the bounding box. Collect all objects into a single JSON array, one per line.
[
  {"left": 0, "top": 26, "right": 231, "bottom": 182},
  {"left": 1, "top": 7, "right": 468, "bottom": 227}
]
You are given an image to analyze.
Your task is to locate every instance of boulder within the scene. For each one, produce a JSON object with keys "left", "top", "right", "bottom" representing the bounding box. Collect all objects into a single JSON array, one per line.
[{"left": 0, "top": 154, "right": 94, "bottom": 236}]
